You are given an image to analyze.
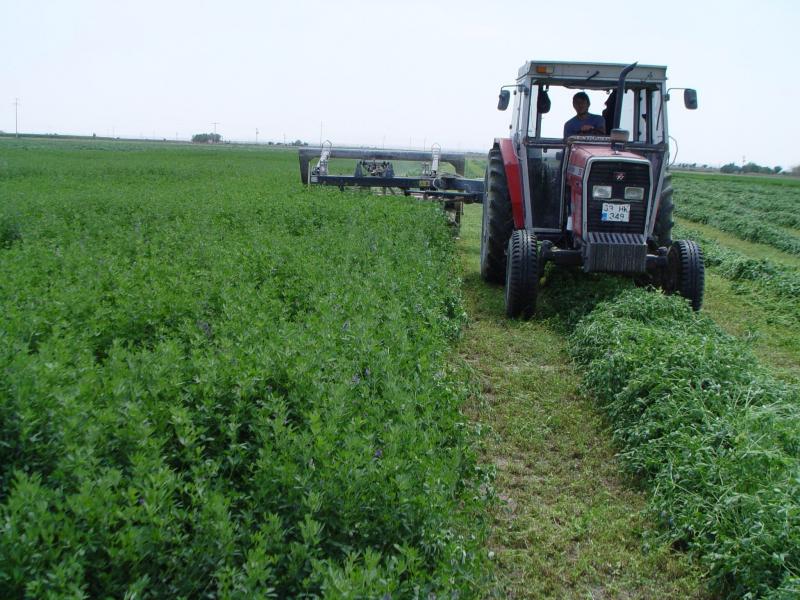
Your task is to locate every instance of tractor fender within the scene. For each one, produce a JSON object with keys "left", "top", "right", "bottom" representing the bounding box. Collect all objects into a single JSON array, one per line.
[{"left": 496, "top": 138, "right": 525, "bottom": 229}]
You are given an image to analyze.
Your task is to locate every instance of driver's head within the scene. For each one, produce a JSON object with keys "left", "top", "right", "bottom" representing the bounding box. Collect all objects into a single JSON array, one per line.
[{"left": 573, "top": 92, "right": 590, "bottom": 116}]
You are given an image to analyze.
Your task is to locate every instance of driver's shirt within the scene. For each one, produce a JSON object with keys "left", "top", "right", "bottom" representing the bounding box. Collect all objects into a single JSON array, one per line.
[{"left": 563, "top": 113, "right": 606, "bottom": 137}]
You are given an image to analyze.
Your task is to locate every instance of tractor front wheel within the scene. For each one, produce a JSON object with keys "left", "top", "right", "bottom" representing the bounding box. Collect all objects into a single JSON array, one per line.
[
  {"left": 505, "top": 230, "right": 539, "bottom": 319},
  {"left": 480, "top": 147, "right": 514, "bottom": 283},
  {"left": 663, "top": 239, "right": 705, "bottom": 311}
]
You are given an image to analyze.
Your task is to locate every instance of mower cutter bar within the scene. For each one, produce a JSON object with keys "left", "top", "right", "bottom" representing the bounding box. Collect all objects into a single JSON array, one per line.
[
  {"left": 310, "top": 174, "right": 484, "bottom": 202},
  {"left": 299, "top": 142, "right": 484, "bottom": 203}
]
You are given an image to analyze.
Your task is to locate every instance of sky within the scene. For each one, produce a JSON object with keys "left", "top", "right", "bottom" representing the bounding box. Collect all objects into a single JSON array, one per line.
[{"left": 3, "top": 0, "right": 799, "bottom": 169}]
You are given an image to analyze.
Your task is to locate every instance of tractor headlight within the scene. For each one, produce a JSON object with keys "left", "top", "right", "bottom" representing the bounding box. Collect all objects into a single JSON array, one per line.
[
  {"left": 592, "top": 185, "right": 612, "bottom": 199},
  {"left": 624, "top": 186, "right": 645, "bottom": 201}
]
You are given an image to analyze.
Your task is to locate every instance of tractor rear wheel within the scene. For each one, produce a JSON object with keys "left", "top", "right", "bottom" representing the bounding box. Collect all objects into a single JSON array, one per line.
[
  {"left": 480, "top": 147, "right": 514, "bottom": 283},
  {"left": 664, "top": 239, "right": 704, "bottom": 311},
  {"left": 505, "top": 230, "right": 539, "bottom": 319},
  {"left": 653, "top": 172, "right": 674, "bottom": 247}
]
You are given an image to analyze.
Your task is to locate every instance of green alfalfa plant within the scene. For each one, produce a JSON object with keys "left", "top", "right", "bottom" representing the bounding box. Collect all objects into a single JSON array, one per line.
[
  {"left": 0, "top": 139, "right": 491, "bottom": 597},
  {"left": 0, "top": 212, "right": 22, "bottom": 248},
  {"left": 675, "top": 223, "right": 800, "bottom": 301},
  {"left": 674, "top": 173, "right": 800, "bottom": 255},
  {"left": 569, "top": 289, "right": 800, "bottom": 598}
]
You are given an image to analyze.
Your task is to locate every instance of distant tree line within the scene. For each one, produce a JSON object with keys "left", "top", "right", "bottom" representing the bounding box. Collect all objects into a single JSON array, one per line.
[
  {"left": 192, "top": 133, "right": 222, "bottom": 144},
  {"left": 720, "top": 161, "right": 783, "bottom": 175},
  {"left": 675, "top": 163, "right": 712, "bottom": 170},
  {"left": 188, "top": 133, "right": 311, "bottom": 146}
]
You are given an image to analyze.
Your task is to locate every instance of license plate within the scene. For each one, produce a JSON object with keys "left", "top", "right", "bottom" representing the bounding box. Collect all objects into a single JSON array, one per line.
[{"left": 601, "top": 202, "right": 630, "bottom": 222}]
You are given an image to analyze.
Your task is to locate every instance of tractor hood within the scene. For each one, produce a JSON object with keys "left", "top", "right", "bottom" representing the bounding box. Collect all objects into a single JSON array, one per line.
[
  {"left": 567, "top": 143, "right": 646, "bottom": 170},
  {"left": 565, "top": 141, "right": 654, "bottom": 247}
]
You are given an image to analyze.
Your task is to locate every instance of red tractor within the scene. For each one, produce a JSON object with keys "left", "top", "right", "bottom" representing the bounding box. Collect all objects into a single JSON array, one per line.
[{"left": 481, "top": 61, "right": 704, "bottom": 318}]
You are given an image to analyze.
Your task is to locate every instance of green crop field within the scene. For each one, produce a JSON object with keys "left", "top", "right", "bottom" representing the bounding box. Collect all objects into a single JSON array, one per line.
[
  {"left": 674, "top": 172, "right": 800, "bottom": 255},
  {"left": 672, "top": 172, "right": 800, "bottom": 381},
  {"left": 1, "top": 139, "right": 799, "bottom": 599},
  {"left": 0, "top": 139, "right": 490, "bottom": 597}
]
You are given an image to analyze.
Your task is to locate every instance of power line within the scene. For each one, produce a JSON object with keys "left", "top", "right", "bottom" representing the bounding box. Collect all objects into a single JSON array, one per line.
[{"left": 13, "top": 98, "right": 20, "bottom": 137}]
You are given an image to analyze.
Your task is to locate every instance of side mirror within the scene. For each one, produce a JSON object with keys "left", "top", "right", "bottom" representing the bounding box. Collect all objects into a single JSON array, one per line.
[
  {"left": 498, "top": 89, "right": 510, "bottom": 111},
  {"left": 684, "top": 89, "right": 698, "bottom": 110}
]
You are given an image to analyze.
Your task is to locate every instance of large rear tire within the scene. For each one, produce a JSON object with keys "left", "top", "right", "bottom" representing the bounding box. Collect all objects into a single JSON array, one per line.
[
  {"left": 505, "top": 230, "right": 539, "bottom": 319},
  {"left": 653, "top": 172, "right": 674, "bottom": 247},
  {"left": 480, "top": 147, "right": 514, "bottom": 283},
  {"left": 664, "top": 239, "right": 704, "bottom": 311}
]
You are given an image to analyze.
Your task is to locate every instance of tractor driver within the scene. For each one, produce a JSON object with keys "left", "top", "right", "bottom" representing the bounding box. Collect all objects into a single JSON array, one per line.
[{"left": 563, "top": 92, "right": 606, "bottom": 137}]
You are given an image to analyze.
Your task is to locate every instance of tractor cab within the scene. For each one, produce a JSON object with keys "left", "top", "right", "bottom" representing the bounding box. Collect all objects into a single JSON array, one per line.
[{"left": 481, "top": 60, "right": 704, "bottom": 318}]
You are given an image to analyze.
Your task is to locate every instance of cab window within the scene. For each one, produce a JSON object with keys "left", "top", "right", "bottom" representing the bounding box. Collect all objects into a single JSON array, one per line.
[{"left": 527, "top": 86, "right": 612, "bottom": 140}]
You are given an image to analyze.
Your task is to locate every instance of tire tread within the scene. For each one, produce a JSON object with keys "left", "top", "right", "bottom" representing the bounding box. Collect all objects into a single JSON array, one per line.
[
  {"left": 480, "top": 147, "right": 514, "bottom": 283},
  {"left": 505, "top": 230, "right": 538, "bottom": 319}
]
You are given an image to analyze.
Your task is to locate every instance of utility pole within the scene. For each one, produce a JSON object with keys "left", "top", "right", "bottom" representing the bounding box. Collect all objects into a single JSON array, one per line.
[
  {"left": 255, "top": 128, "right": 259, "bottom": 144},
  {"left": 14, "top": 98, "right": 20, "bottom": 137},
  {"left": 212, "top": 122, "right": 219, "bottom": 135}
]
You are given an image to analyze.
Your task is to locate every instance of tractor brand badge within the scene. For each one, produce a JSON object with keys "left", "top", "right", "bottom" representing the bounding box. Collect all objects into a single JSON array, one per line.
[{"left": 614, "top": 172, "right": 626, "bottom": 181}]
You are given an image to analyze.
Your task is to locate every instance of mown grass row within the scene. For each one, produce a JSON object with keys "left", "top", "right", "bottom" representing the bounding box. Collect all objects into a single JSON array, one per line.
[
  {"left": 0, "top": 140, "right": 490, "bottom": 598},
  {"left": 674, "top": 173, "right": 800, "bottom": 255},
  {"left": 673, "top": 173, "right": 800, "bottom": 217},
  {"left": 675, "top": 224, "right": 800, "bottom": 306},
  {"left": 568, "top": 289, "right": 800, "bottom": 599}
]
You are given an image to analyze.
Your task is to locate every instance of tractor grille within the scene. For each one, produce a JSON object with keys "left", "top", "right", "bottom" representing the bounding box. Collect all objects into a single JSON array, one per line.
[{"left": 586, "top": 161, "right": 650, "bottom": 234}]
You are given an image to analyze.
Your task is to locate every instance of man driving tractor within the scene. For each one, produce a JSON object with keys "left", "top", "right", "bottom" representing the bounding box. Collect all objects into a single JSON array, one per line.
[{"left": 563, "top": 91, "right": 606, "bottom": 137}]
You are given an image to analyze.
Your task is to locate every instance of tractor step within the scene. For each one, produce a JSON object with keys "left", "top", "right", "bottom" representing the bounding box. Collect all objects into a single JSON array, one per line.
[{"left": 583, "top": 232, "right": 647, "bottom": 273}]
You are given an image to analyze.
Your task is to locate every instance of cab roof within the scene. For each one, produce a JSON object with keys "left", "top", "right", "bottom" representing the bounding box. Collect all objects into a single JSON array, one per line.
[{"left": 518, "top": 61, "right": 668, "bottom": 87}]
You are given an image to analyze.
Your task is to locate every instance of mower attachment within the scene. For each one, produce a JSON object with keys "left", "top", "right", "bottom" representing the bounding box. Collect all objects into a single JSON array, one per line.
[{"left": 298, "top": 142, "right": 485, "bottom": 203}]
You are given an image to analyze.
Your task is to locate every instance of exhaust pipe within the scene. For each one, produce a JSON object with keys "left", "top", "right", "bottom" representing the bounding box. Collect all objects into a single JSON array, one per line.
[{"left": 612, "top": 62, "right": 638, "bottom": 130}]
